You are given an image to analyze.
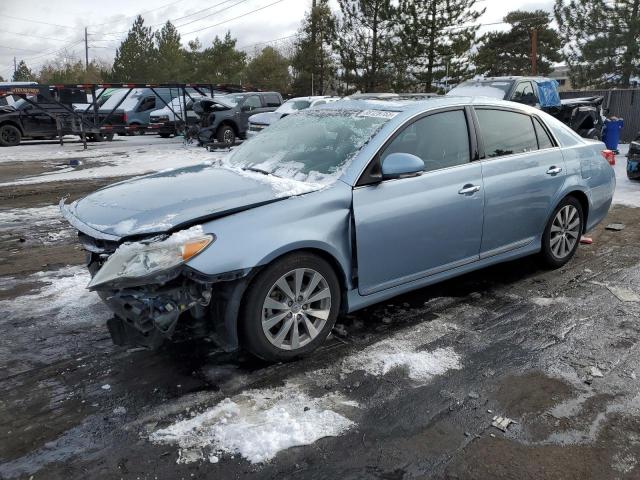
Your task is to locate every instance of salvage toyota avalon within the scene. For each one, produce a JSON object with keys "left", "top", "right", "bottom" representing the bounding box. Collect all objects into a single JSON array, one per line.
[{"left": 61, "top": 97, "right": 615, "bottom": 361}]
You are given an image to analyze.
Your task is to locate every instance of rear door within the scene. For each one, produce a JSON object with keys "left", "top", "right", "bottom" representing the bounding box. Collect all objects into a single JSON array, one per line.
[
  {"left": 474, "top": 108, "right": 566, "bottom": 257},
  {"left": 353, "top": 108, "right": 484, "bottom": 295}
]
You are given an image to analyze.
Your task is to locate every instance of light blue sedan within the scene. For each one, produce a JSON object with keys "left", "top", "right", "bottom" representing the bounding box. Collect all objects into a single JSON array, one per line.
[{"left": 61, "top": 97, "right": 615, "bottom": 361}]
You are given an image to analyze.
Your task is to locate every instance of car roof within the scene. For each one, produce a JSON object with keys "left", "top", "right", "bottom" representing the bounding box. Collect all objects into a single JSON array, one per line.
[{"left": 467, "top": 76, "right": 552, "bottom": 83}]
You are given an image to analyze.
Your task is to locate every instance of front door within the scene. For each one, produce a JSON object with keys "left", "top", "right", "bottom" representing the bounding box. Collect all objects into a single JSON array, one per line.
[
  {"left": 474, "top": 108, "right": 566, "bottom": 257},
  {"left": 353, "top": 108, "right": 484, "bottom": 295}
]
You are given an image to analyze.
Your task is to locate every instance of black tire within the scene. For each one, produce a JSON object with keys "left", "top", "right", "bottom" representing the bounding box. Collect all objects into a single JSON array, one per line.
[
  {"left": 240, "top": 252, "right": 341, "bottom": 362},
  {"left": 105, "top": 133, "right": 115, "bottom": 141},
  {"left": 0, "top": 124, "right": 21, "bottom": 146},
  {"left": 159, "top": 132, "right": 171, "bottom": 138},
  {"left": 539, "top": 196, "right": 584, "bottom": 269},
  {"left": 216, "top": 125, "right": 236, "bottom": 147}
]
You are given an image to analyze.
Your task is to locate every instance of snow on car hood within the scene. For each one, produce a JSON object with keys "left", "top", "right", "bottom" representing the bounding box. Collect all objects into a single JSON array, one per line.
[
  {"left": 62, "top": 163, "right": 325, "bottom": 240},
  {"left": 249, "top": 111, "right": 283, "bottom": 126}
]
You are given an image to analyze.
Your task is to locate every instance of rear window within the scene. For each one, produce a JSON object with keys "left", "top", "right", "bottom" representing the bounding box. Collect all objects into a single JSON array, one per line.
[
  {"left": 264, "top": 94, "right": 281, "bottom": 107},
  {"left": 476, "top": 109, "right": 538, "bottom": 158}
]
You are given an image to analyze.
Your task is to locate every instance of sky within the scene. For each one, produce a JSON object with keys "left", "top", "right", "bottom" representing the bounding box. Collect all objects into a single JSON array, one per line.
[{"left": 0, "top": 0, "right": 553, "bottom": 81}]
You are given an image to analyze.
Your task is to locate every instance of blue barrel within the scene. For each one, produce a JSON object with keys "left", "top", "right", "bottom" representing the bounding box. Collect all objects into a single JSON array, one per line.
[{"left": 603, "top": 118, "right": 624, "bottom": 151}]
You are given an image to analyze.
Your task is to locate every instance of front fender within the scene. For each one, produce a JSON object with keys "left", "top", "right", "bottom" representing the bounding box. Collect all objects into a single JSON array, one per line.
[{"left": 185, "top": 182, "right": 355, "bottom": 289}]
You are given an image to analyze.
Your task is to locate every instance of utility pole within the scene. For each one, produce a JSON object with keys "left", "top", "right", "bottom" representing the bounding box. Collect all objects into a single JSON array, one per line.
[
  {"left": 84, "top": 27, "right": 89, "bottom": 70},
  {"left": 13, "top": 56, "right": 16, "bottom": 79},
  {"left": 530, "top": 28, "right": 538, "bottom": 76},
  {"left": 311, "top": 0, "right": 317, "bottom": 95}
]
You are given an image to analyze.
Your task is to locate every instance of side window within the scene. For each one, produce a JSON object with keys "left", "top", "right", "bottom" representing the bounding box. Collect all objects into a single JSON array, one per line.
[
  {"left": 512, "top": 82, "right": 538, "bottom": 105},
  {"left": 381, "top": 110, "right": 470, "bottom": 173},
  {"left": 244, "top": 96, "right": 262, "bottom": 110},
  {"left": 533, "top": 117, "right": 554, "bottom": 149},
  {"left": 138, "top": 97, "right": 156, "bottom": 111},
  {"left": 264, "top": 94, "right": 281, "bottom": 107},
  {"left": 476, "top": 109, "right": 538, "bottom": 158}
]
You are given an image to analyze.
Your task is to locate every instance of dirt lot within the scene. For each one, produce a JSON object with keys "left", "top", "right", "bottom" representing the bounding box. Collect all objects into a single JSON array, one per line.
[{"left": 1, "top": 137, "right": 639, "bottom": 479}]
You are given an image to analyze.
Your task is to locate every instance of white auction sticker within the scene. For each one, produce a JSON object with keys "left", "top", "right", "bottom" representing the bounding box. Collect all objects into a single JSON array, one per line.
[{"left": 357, "top": 110, "right": 399, "bottom": 119}]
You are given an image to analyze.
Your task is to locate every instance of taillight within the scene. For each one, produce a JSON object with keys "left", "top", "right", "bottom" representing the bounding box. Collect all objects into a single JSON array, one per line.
[
  {"left": 123, "top": 113, "right": 128, "bottom": 123},
  {"left": 601, "top": 149, "right": 615, "bottom": 166}
]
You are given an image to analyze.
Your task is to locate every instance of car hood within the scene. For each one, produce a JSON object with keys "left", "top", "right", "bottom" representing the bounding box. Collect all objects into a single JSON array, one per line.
[
  {"left": 61, "top": 164, "right": 311, "bottom": 240},
  {"left": 249, "top": 111, "right": 282, "bottom": 125}
]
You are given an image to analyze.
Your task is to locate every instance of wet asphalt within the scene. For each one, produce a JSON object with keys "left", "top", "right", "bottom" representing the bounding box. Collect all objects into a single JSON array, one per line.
[{"left": 1, "top": 137, "right": 639, "bottom": 480}]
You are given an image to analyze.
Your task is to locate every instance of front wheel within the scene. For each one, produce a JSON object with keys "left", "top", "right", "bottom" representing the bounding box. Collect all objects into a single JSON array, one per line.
[
  {"left": 216, "top": 125, "right": 235, "bottom": 147},
  {"left": 0, "top": 124, "right": 21, "bottom": 146},
  {"left": 539, "top": 196, "right": 583, "bottom": 269},
  {"left": 240, "top": 253, "right": 341, "bottom": 362}
]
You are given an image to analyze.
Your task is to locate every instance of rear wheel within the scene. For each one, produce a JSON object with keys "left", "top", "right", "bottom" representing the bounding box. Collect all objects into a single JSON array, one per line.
[
  {"left": 0, "top": 124, "right": 21, "bottom": 146},
  {"left": 216, "top": 125, "right": 235, "bottom": 147},
  {"left": 240, "top": 253, "right": 340, "bottom": 361},
  {"left": 159, "top": 132, "right": 171, "bottom": 138},
  {"left": 540, "top": 196, "right": 583, "bottom": 269}
]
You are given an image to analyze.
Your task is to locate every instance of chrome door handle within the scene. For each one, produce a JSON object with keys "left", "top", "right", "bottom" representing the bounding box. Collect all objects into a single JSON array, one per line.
[
  {"left": 458, "top": 184, "right": 481, "bottom": 195},
  {"left": 546, "top": 166, "right": 563, "bottom": 175}
]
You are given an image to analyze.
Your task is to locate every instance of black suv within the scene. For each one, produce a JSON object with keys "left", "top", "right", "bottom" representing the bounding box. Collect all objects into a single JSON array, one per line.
[{"left": 194, "top": 92, "right": 282, "bottom": 146}]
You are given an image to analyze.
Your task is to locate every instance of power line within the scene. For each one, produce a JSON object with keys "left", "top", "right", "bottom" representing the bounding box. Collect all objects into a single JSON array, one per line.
[
  {"left": 86, "top": 0, "right": 187, "bottom": 27},
  {"left": 0, "top": 30, "right": 70, "bottom": 42},
  {"left": 1, "top": 14, "right": 76, "bottom": 30},
  {"left": 0, "top": 45, "right": 41, "bottom": 53},
  {"left": 238, "top": 33, "right": 299, "bottom": 50},
  {"left": 181, "top": 0, "right": 289, "bottom": 36}
]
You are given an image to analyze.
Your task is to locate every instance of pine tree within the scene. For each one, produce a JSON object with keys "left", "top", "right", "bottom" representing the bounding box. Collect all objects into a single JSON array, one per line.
[
  {"left": 244, "top": 46, "right": 290, "bottom": 92},
  {"left": 13, "top": 60, "right": 35, "bottom": 82},
  {"left": 291, "top": 0, "right": 337, "bottom": 96},
  {"left": 334, "top": 0, "right": 398, "bottom": 92},
  {"left": 154, "top": 21, "right": 187, "bottom": 82},
  {"left": 111, "top": 15, "right": 156, "bottom": 81},
  {"left": 555, "top": 0, "right": 640, "bottom": 88},
  {"left": 474, "top": 10, "right": 561, "bottom": 77},
  {"left": 397, "top": 0, "right": 484, "bottom": 92},
  {"left": 196, "top": 32, "right": 247, "bottom": 84}
]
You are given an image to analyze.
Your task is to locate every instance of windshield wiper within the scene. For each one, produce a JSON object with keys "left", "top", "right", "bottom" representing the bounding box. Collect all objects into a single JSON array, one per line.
[{"left": 242, "top": 166, "right": 274, "bottom": 176}]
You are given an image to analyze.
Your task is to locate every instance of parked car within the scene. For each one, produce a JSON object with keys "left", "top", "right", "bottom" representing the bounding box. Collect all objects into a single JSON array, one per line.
[
  {"left": 95, "top": 88, "right": 184, "bottom": 135},
  {"left": 628, "top": 132, "right": 640, "bottom": 180},
  {"left": 194, "top": 91, "right": 283, "bottom": 146},
  {"left": 247, "top": 96, "right": 339, "bottom": 137},
  {"left": 61, "top": 97, "right": 615, "bottom": 361},
  {"left": 448, "top": 77, "right": 604, "bottom": 139},
  {"left": 149, "top": 94, "right": 210, "bottom": 138}
]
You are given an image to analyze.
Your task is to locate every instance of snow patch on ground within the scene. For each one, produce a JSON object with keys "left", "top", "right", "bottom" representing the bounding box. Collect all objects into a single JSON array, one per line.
[
  {"left": 0, "top": 266, "right": 107, "bottom": 324},
  {"left": 614, "top": 144, "right": 640, "bottom": 207},
  {"left": 150, "top": 386, "right": 356, "bottom": 464},
  {"left": 0, "top": 144, "right": 221, "bottom": 186},
  {"left": 530, "top": 296, "right": 570, "bottom": 307},
  {"left": 343, "top": 341, "right": 462, "bottom": 381}
]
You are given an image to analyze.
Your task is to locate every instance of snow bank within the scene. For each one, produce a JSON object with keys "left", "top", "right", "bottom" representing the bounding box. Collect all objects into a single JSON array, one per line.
[
  {"left": 150, "top": 386, "right": 356, "bottom": 464},
  {"left": 0, "top": 266, "right": 107, "bottom": 324}
]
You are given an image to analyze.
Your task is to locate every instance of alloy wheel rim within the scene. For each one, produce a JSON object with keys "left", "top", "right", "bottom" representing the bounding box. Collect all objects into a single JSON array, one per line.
[
  {"left": 550, "top": 205, "right": 580, "bottom": 259},
  {"left": 261, "top": 268, "right": 331, "bottom": 350},
  {"left": 2, "top": 128, "right": 16, "bottom": 143},
  {"left": 223, "top": 129, "right": 234, "bottom": 144}
]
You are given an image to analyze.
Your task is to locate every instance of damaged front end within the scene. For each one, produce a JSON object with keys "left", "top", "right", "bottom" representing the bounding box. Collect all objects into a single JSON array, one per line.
[
  {"left": 60, "top": 197, "right": 235, "bottom": 349},
  {"left": 78, "top": 225, "right": 217, "bottom": 349}
]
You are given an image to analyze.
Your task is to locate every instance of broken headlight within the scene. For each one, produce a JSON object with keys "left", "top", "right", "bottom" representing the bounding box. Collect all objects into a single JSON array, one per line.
[{"left": 88, "top": 226, "right": 214, "bottom": 290}]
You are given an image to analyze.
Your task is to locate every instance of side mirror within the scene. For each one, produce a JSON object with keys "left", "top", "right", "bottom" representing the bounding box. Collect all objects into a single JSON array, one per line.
[
  {"left": 381, "top": 152, "right": 424, "bottom": 179},
  {"left": 241, "top": 105, "right": 252, "bottom": 112}
]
